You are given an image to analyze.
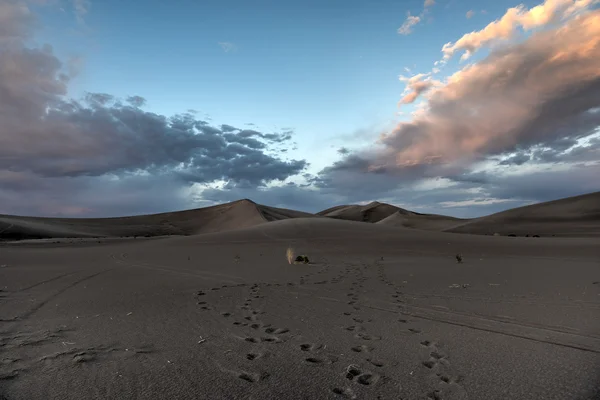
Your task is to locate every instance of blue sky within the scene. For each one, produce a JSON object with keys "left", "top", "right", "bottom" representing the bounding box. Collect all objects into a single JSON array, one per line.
[
  {"left": 35, "top": 0, "right": 539, "bottom": 172},
  {"left": 1, "top": 0, "right": 598, "bottom": 217}
]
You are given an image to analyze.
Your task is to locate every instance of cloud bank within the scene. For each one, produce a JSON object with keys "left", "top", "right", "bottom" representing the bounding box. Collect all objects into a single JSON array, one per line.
[{"left": 0, "top": 1, "right": 305, "bottom": 216}]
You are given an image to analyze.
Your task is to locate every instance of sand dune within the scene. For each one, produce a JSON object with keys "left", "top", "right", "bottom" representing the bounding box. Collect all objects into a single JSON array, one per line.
[
  {"left": 317, "top": 201, "right": 408, "bottom": 223},
  {"left": 376, "top": 210, "right": 466, "bottom": 231},
  {"left": 2, "top": 192, "right": 600, "bottom": 241},
  {"left": 445, "top": 191, "right": 600, "bottom": 237},
  {"left": 0, "top": 199, "right": 313, "bottom": 241}
]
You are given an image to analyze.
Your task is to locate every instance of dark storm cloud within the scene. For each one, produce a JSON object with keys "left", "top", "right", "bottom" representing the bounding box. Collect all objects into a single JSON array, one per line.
[{"left": 0, "top": 1, "right": 307, "bottom": 216}]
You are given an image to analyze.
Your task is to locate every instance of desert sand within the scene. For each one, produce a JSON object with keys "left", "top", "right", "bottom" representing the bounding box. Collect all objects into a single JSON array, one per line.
[{"left": 1, "top": 193, "right": 599, "bottom": 399}]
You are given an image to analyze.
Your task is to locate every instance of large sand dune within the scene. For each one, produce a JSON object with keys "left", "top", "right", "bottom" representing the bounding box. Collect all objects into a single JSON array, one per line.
[
  {"left": 2, "top": 192, "right": 599, "bottom": 241},
  {"left": 0, "top": 199, "right": 314, "bottom": 241},
  {"left": 317, "top": 201, "right": 406, "bottom": 223},
  {"left": 444, "top": 191, "right": 600, "bottom": 237}
]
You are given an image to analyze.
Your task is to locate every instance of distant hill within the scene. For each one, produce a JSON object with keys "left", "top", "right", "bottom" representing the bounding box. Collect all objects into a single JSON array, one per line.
[{"left": 444, "top": 191, "right": 600, "bottom": 237}]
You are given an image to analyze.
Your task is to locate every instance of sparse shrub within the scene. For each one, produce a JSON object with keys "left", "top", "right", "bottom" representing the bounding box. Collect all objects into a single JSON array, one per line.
[
  {"left": 455, "top": 254, "right": 463, "bottom": 263},
  {"left": 295, "top": 255, "right": 310, "bottom": 264},
  {"left": 508, "top": 234, "right": 517, "bottom": 237},
  {"left": 234, "top": 254, "right": 241, "bottom": 262},
  {"left": 286, "top": 247, "right": 295, "bottom": 264}
]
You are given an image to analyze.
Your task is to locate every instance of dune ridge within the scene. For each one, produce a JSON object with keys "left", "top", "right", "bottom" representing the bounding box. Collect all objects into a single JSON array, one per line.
[{"left": 1, "top": 191, "right": 599, "bottom": 240}]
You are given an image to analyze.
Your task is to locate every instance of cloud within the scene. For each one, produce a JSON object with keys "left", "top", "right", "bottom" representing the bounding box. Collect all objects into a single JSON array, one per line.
[
  {"left": 317, "top": 10, "right": 600, "bottom": 211},
  {"left": 466, "top": 10, "right": 475, "bottom": 19},
  {"left": 398, "top": 73, "right": 443, "bottom": 105},
  {"left": 0, "top": 2, "right": 306, "bottom": 216},
  {"left": 442, "top": 0, "right": 598, "bottom": 62},
  {"left": 398, "top": 0, "right": 437, "bottom": 35},
  {"left": 71, "top": 0, "right": 91, "bottom": 25},
  {"left": 384, "top": 11, "right": 600, "bottom": 171},
  {"left": 398, "top": 13, "right": 421, "bottom": 35},
  {"left": 218, "top": 41, "right": 237, "bottom": 52}
]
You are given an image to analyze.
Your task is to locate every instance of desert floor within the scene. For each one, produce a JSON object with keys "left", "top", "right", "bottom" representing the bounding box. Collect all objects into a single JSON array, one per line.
[{"left": 1, "top": 218, "right": 599, "bottom": 399}]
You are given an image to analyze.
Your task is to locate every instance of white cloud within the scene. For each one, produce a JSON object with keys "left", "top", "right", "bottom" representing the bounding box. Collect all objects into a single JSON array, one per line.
[
  {"left": 398, "top": 13, "right": 421, "bottom": 35},
  {"left": 218, "top": 41, "right": 237, "bottom": 52},
  {"left": 71, "top": 0, "right": 90, "bottom": 25}
]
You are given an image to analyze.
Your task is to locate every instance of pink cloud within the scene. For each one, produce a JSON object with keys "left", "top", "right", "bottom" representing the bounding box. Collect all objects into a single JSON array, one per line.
[
  {"left": 442, "top": 0, "right": 598, "bottom": 61},
  {"left": 381, "top": 11, "right": 600, "bottom": 172}
]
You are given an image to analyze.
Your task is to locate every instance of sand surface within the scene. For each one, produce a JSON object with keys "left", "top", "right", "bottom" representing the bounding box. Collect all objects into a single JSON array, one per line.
[{"left": 1, "top": 215, "right": 599, "bottom": 400}]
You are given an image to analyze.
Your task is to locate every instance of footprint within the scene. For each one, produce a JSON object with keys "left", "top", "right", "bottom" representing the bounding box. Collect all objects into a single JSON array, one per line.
[
  {"left": 221, "top": 312, "right": 231, "bottom": 317},
  {"left": 246, "top": 353, "right": 262, "bottom": 361},
  {"left": 345, "top": 325, "right": 364, "bottom": 332},
  {"left": 345, "top": 365, "right": 362, "bottom": 380},
  {"left": 354, "top": 333, "right": 381, "bottom": 341},
  {"left": 264, "top": 327, "right": 289, "bottom": 334},
  {"left": 367, "top": 359, "right": 385, "bottom": 367},
  {"left": 422, "top": 360, "right": 436, "bottom": 369},
  {"left": 409, "top": 328, "right": 422, "bottom": 334},
  {"left": 305, "top": 355, "right": 338, "bottom": 365},
  {"left": 351, "top": 345, "right": 373, "bottom": 353},
  {"left": 357, "top": 373, "right": 379, "bottom": 386},
  {"left": 300, "top": 343, "right": 323, "bottom": 352},
  {"left": 238, "top": 371, "right": 269, "bottom": 383},
  {"left": 305, "top": 357, "right": 324, "bottom": 364},
  {"left": 261, "top": 336, "right": 282, "bottom": 343}
]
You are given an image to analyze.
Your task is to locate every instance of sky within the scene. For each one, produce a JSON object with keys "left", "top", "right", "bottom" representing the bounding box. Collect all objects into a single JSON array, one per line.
[{"left": 1, "top": 0, "right": 599, "bottom": 218}]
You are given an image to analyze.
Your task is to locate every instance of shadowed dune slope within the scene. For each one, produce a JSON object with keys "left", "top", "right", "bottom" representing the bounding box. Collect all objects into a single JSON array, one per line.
[
  {"left": 376, "top": 210, "right": 466, "bottom": 231},
  {"left": 0, "top": 200, "right": 315, "bottom": 240},
  {"left": 317, "top": 201, "right": 409, "bottom": 223},
  {"left": 445, "top": 191, "right": 600, "bottom": 237}
]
